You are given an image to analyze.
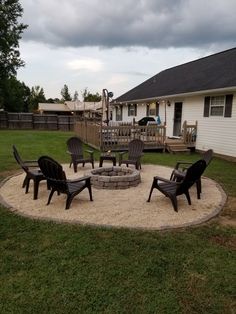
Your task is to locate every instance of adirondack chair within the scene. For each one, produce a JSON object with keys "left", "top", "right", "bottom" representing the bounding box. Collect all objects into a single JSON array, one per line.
[
  {"left": 170, "top": 149, "right": 213, "bottom": 198},
  {"left": 38, "top": 156, "right": 93, "bottom": 210},
  {"left": 12, "top": 145, "right": 46, "bottom": 200},
  {"left": 147, "top": 159, "right": 206, "bottom": 212},
  {"left": 118, "top": 139, "right": 144, "bottom": 170},
  {"left": 66, "top": 137, "right": 94, "bottom": 173}
]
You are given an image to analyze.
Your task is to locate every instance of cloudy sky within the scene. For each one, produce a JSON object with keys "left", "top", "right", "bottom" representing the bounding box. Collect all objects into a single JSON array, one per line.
[{"left": 17, "top": 0, "right": 236, "bottom": 99}]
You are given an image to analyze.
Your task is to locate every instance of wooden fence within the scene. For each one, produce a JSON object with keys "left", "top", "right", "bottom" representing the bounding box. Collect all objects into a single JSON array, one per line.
[{"left": 0, "top": 112, "right": 75, "bottom": 131}]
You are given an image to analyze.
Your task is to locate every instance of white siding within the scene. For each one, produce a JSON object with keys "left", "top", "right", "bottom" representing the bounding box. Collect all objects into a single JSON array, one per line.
[
  {"left": 171, "top": 94, "right": 236, "bottom": 158},
  {"left": 111, "top": 104, "right": 148, "bottom": 123},
  {"left": 111, "top": 92, "right": 236, "bottom": 158}
]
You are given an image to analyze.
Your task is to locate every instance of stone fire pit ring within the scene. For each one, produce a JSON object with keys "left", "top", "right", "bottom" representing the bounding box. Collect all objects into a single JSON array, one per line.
[{"left": 88, "top": 166, "right": 141, "bottom": 189}]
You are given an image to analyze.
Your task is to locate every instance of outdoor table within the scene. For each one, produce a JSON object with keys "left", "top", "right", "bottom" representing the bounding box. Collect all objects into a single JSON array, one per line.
[{"left": 99, "top": 153, "right": 116, "bottom": 167}]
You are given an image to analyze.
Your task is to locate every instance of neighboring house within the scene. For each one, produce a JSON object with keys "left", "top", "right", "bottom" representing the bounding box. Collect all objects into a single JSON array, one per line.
[
  {"left": 38, "top": 101, "right": 102, "bottom": 118},
  {"left": 111, "top": 48, "right": 236, "bottom": 159},
  {"left": 38, "top": 103, "right": 70, "bottom": 115}
]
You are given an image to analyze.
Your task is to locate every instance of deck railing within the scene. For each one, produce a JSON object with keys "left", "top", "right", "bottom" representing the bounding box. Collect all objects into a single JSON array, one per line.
[
  {"left": 75, "top": 121, "right": 166, "bottom": 151},
  {"left": 182, "top": 120, "right": 197, "bottom": 146}
]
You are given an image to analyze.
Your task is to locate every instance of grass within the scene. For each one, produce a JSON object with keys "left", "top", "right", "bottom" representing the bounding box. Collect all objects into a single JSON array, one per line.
[{"left": 0, "top": 130, "right": 235, "bottom": 313}]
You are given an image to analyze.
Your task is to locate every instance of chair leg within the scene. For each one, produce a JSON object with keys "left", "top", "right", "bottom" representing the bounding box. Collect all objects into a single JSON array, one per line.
[
  {"left": 25, "top": 178, "right": 30, "bottom": 194},
  {"left": 47, "top": 180, "right": 50, "bottom": 190},
  {"left": 33, "top": 179, "right": 40, "bottom": 200},
  {"left": 196, "top": 179, "right": 201, "bottom": 199},
  {"left": 65, "top": 194, "right": 73, "bottom": 210},
  {"left": 88, "top": 185, "right": 93, "bottom": 201},
  {"left": 147, "top": 182, "right": 155, "bottom": 202},
  {"left": 91, "top": 160, "right": 94, "bottom": 169},
  {"left": 184, "top": 190, "right": 191, "bottom": 205},
  {"left": 169, "top": 196, "right": 178, "bottom": 212},
  {"left": 22, "top": 176, "right": 27, "bottom": 188},
  {"left": 47, "top": 189, "right": 56, "bottom": 205},
  {"left": 73, "top": 162, "right": 77, "bottom": 173}
]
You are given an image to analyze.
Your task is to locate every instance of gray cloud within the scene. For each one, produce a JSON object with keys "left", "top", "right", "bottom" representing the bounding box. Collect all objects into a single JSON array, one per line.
[{"left": 20, "top": 0, "right": 236, "bottom": 49}]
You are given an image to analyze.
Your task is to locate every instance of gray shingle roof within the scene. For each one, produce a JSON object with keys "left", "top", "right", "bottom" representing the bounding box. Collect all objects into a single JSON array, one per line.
[{"left": 115, "top": 48, "right": 236, "bottom": 103}]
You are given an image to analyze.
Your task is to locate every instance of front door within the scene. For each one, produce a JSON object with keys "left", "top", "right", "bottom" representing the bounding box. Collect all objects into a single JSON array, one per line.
[{"left": 173, "top": 102, "right": 182, "bottom": 136}]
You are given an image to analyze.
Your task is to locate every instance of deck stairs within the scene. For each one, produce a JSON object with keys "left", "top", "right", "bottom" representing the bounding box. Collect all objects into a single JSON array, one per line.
[{"left": 165, "top": 138, "right": 190, "bottom": 154}]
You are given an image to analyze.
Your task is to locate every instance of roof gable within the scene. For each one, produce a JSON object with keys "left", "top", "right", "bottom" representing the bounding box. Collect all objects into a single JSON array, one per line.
[{"left": 115, "top": 48, "right": 236, "bottom": 103}]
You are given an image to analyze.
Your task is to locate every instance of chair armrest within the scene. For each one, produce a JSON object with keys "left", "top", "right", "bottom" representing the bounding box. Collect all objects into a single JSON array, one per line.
[
  {"left": 66, "top": 150, "right": 73, "bottom": 155},
  {"left": 24, "top": 160, "right": 38, "bottom": 167},
  {"left": 85, "top": 149, "right": 94, "bottom": 156},
  {"left": 118, "top": 151, "right": 127, "bottom": 156},
  {"left": 153, "top": 175, "right": 179, "bottom": 185},
  {"left": 68, "top": 175, "right": 91, "bottom": 183},
  {"left": 174, "top": 161, "right": 193, "bottom": 170},
  {"left": 118, "top": 151, "right": 127, "bottom": 162}
]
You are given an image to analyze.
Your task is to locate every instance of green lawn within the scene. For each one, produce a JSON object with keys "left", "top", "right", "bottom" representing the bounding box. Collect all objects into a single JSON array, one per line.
[{"left": 0, "top": 130, "right": 235, "bottom": 313}]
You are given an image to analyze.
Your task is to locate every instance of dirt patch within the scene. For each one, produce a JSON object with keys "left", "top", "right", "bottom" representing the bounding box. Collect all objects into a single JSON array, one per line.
[
  {"left": 217, "top": 196, "right": 236, "bottom": 227},
  {"left": 209, "top": 235, "right": 236, "bottom": 250}
]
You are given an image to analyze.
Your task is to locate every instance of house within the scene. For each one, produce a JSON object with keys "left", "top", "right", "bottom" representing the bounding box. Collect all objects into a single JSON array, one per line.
[
  {"left": 38, "top": 101, "right": 102, "bottom": 118},
  {"left": 111, "top": 48, "right": 236, "bottom": 159}
]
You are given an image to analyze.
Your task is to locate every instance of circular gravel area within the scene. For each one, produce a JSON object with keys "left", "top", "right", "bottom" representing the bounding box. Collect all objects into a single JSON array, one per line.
[{"left": 0, "top": 163, "right": 226, "bottom": 230}]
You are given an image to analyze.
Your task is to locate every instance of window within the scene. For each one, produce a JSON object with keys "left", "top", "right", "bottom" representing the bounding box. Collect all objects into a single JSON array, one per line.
[
  {"left": 210, "top": 96, "right": 225, "bottom": 116},
  {"left": 146, "top": 102, "right": 159, "bottom": 116},
  {"left": 149, "top": 103, "right": 156, "bottom": 116},
  {"left": 128, "top": 104, "right": 137, "bottom": 116},
  {"left": 204, "top": 94, "right": 233, "bottom": 118},
  {"left": 116, "top": 106, "right": 122, "bottom": 121}
]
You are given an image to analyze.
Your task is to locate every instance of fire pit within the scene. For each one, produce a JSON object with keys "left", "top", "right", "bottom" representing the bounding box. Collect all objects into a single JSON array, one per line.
[{"left": 88, "top": 166, "right": 141, "bottom": 189}]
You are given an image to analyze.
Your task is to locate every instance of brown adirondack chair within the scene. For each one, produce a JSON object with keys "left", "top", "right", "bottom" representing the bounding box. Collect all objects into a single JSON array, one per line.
[
  {"left": 12, "top": 145, "right": 46, "bottom": 200},
  {"left": 38, "top": 156, "right": 93, "bottom": 210},
  {"left": 118, "top": 139, "right": 144, "bottom": 170},
  {"left": 66, "top": 137, "right": 94, "bottom": 173},
  {"left": 170, "top": 149, "right": 213, "bottom": 198},
  {"left": 147, "top": 159, "right": 206, "bottom": 212}
]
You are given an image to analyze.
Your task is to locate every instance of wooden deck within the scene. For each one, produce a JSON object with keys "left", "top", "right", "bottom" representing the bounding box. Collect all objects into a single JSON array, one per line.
[{"left": 74, "top": 120, "right": 197, "bottom": 152}]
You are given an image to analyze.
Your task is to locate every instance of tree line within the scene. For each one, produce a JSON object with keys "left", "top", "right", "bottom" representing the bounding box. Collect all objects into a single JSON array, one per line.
[{"left": 0, "top": 1, "right": 101, "bottom": 113}]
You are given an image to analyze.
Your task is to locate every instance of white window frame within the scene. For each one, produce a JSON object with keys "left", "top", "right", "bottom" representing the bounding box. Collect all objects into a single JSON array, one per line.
[
  {"left": 148, "top": 103, "right": 156, "bottom": 116},
  {"left": 210, "top": 96, "right": 225, "bottom": 116},
  {"left": 128, "top": 104, "right": 137, "bottom": 116}
]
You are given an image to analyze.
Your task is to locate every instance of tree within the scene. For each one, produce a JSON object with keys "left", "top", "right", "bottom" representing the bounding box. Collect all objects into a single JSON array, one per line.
[
  {"left": 73, "top": 90, "right": 79, "bottom": 101},
  {"left": 81, "top": 88, "right": 101, "bottom": 102},
  {"left": 1, "top": 77, "right": 30, "bottom": 112},
  {"left": 29, "top": 86, "right": 46, "bottom": 112},
  {"left": 46, "top": 97, "right": 61, "bottom": 103},
  {"left": 0, "top": 0, "right": 28, "bottom": 109},
  {"left": 61, "top": 84, "right": 72, "bottom": 101},
  {"left": 0, "top": 0, "right": 27, "bottom": 80}
]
